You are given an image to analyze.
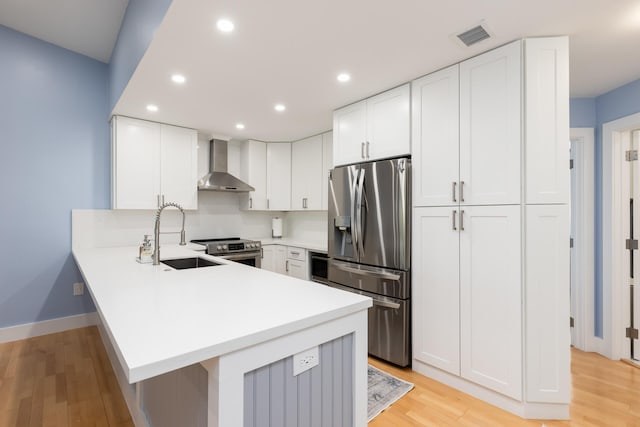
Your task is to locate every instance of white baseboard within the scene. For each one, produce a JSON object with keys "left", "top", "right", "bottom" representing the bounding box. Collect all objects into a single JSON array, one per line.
[{"left": 0, "top": 312, "right": 98, "bottom": 343}]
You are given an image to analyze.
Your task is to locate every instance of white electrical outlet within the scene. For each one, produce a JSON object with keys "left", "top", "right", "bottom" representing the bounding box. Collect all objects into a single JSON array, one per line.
[
  {"left": 73, "top": 282, "right": 84, "bottom": 296},
  {"left": 293, "top": 346, "right": 319, "bottom": 376}
]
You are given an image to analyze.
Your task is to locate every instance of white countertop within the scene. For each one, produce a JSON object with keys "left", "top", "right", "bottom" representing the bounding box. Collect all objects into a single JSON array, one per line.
[
  {"left": 257, "top": 238, "right": 327, "bottom": 252},
  {"left": 73, "top": 245, "right": 369, "bottom": 383}
]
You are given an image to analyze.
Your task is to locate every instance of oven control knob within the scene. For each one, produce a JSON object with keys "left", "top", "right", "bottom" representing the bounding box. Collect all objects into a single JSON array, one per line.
[
  {"left": 249, "top": 243, "right": 255, "bottom": 248},
  {"left": 222, "top": 245, "right": 228, "bottom": 250},
  {"left": 217, "top": 245, "right": 222, "bottom": 250}
]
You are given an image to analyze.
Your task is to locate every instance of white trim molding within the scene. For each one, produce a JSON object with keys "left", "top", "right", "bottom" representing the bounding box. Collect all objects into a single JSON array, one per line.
[
  {"left": 0, "top": 312, "right": 97, "bottom": 344},
  {"left": 569, "top": 128, "right": 595, "bottom": 352},
  {"left": 602, "top": 111, "right": 640, "bottom": 360}
]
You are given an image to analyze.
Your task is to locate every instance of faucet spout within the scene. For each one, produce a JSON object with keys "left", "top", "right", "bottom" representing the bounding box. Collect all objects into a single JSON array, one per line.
[{"left": 153, "top": 202, "right": 187, "bottom": 265}]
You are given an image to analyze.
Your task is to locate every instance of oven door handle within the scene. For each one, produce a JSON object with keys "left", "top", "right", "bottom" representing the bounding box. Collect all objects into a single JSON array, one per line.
[
  {"left": 372, "top": 299, "right": 401, "bottom": 310},
  {"left": 219, "top": 252, "right": 260, "bottom": 261},
  {"left": 331, "top": 261, "right": 401, "bottom": 281}
]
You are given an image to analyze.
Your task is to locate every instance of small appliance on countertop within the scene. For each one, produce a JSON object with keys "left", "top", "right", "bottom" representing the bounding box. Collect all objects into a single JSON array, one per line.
[{"left": 190, "top": 237, "right": 262, "bottom": 268}]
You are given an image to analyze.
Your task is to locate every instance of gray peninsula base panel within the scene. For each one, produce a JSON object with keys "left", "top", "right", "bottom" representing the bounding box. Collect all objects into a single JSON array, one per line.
[
  {"left": 136, "top": 333, "right": 354, "bottom": 427},
  {"left": 244, "top": 334, "right": 354, "bottom": 427}
]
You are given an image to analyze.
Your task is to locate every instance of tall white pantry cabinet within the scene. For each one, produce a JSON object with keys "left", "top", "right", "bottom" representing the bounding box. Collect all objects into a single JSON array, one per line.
[{"left": 412, "top": 37, "right": 570, "bottom": 419}]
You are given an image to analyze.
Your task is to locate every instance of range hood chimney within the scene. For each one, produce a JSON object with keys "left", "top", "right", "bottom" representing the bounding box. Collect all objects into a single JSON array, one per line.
[{"left": 198, "top": 139, "right": 255, "bottom": 192}]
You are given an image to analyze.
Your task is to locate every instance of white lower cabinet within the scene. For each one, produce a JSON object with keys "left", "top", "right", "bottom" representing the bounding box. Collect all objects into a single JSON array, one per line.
[
  {"left": 525, "top": 204, "right": 570, "bottom": 403},
  {"left": 261, "top": 245, "right": 286, "bottom": 274},
  {"left": 413, "top": 205, "right": 522, "bottom": 400},
  {"left": 459, "top": 205, "right": 522, "bottom": 400}
]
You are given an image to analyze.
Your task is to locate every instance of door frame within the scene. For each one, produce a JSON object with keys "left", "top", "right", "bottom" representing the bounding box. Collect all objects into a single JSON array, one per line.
[
  {"left": 570, "top": 128, "right": 595, "bottom": 352},
  {"left": 603, "top": 112, "right": 640, "bottom": 359}
]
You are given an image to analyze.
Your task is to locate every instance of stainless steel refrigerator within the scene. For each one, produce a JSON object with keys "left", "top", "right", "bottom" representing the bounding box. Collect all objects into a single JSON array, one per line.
[{"left": 327, "top": 157, "right": 411, "bottom": 366}]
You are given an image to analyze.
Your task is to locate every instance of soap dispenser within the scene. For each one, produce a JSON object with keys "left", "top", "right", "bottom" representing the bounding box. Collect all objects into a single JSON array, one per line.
[{"left": 137, "top": 235, "right": 153, "bottom": 263}]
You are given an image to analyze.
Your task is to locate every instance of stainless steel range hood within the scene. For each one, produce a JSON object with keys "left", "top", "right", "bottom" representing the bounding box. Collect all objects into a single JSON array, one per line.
[{"left": 198, "top": 139, "right": 254, "bottom": 192}]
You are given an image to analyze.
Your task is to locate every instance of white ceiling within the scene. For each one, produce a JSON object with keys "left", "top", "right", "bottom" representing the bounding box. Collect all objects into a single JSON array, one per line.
[
  {"left": 3, "top": 0, "right": 640, "bottom": 142},
  {"left": 0, "top": 0, "right": 128, "bottom": 63}
]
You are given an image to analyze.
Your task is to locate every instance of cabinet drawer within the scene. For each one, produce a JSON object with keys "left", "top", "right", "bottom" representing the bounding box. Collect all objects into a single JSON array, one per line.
[{"left": 286, "top": 246, "right": 307, "bottom": 261}]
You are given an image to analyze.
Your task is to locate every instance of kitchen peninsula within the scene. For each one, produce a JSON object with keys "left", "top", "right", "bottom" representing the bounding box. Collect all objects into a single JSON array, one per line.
[{"left": 72, "top": 212, "right": 371, "bottom": 427}]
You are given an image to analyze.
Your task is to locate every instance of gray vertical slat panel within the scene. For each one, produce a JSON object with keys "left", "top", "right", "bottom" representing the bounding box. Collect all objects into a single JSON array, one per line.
[
  {"left": 342, "top": 334, "right": 354, "bottom": 426},
  {"left": 298, "top": 368, "right": 312, "bottom": 427},
  {"left": 269, "top": 359, "right": 285, "bottom": 426},
  {"left": 254, "top": 365, "right": 270, "bottom": 427},
  {"left": 244, "top": 371, "right": 255, "bottom": 427},
  {"left": 320, "top": 341, "right": 333, "bottom": 427},
  {"left": 284, "top": 357, "right": 298, "bottom": 427},
  {"left": 310, "top": 364, "right": 322, "bottom": 427},
  {"left": 332, "top": 337, "right": 344, "bottom": 427}
]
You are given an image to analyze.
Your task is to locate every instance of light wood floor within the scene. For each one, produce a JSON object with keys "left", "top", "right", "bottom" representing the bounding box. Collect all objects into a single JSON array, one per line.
[
  {"left": 369, "top": 349, "right": 640, "bottom": 426},
  {"left": 0, "top": 327, "right": 133, "bottom": 427},
  {"left": 2, "top": 328, "right": 639, "bottom": 426}
]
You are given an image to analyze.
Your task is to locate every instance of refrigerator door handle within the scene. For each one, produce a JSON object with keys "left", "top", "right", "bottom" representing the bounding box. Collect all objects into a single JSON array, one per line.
[
  {"left": 356, "top": 167, "right": 366, "bottom": 257},
  {"left": 331, "top": 260, "right": 401, "bottom": 281},
  {"left": 350, "top": 167, "right": 359, "bottom": 254},
  {"left": 372, "top": 299, "right": 401, "bottom": 310}
]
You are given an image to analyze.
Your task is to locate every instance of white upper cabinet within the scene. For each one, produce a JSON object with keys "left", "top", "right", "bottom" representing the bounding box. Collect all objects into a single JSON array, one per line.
[
  {"left": 525, "top": 37, "right": 570, "bottom": 204},
  {"left": 333, "top": 101, "right": 367, "bottom": 166},
  {"left": 240, "top": 140, "right": 267, "bottom": 210},
  {"left": 333, "top": 84, "right": 410, "bottom": 166},
  {"left": 266, "top": 142, "right": 291, "bottom": 210},
  {"left": 412, "top": 65, "right": 460, "bottom": 207},
  {"left": 111, "top": 116, "right": 197, "bottom": 210},
  {"left": 321, "top": 131, "right": 333, "bottom": 210},
  {"left": 291, "top": 135, "right": 323, "bottom": 210},
  {"left": 459, "top": 41, "right": 522, "bottom": 206}
]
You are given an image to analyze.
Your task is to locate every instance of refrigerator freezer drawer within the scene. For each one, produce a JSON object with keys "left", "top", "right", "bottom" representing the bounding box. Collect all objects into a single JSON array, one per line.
[
  {"left": 327, "top": 281, "right": 410, "bottom": 367},
  {"left": 328, "top": 259, "right": 409, "bottom": 299}
]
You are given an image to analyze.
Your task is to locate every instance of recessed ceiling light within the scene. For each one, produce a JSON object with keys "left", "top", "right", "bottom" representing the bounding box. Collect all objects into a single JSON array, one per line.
[
  {"left": 146, "top": 104, "right": 158, "bottom": 112},
  {"left": 274, "top": 104, "right": 286, "bottom": 112},
  {"left": 216, "top": 19, "right": 235, "bottom": 32},
  {"left": 236, "top": 123, "right": 245, "bottom": 130},
  {"left": 337, "top": 73, "right": 351, "bottom": 82},
  {"left": 171, "top": 74, "right": 186, "bottom": 84}
]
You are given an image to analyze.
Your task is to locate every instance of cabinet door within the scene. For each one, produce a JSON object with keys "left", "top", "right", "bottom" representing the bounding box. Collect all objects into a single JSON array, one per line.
[
  {"left": 266, "top": 143, "right": 292, "bottom": 210},
  {"left": 333, "top": 100, "right": 366, "bottom": 166},
  {"left": 525, "top": 37, "right": 570, "bottom": 204},
  {"left": 412, "top": 66, "right": 459, "bottom": 207},
  {"left": 460, "top": 205, "right": 522, "bottom": 400},
  {"left": 525, "top": 204, "right": 570, "bottom": 403},
  {"left": 412, "top": 207, "right": 460, "bottom": 375},
  {"left": 460, "top": 41, "right": 521, "bottom": 205},
  {"left": 261, "top": 245, "right": 276, "bottom": 272},
  {"left": 291, "top": 135, "right": 322, "bottom": 210},
  {"left": 112, "top": 116, "right": 161, "bottom": 209},
  {"left": 160, "top": 124, "right": 198, "bottom": 209},
  {"left": 287, "top": 259, "right": 309, "bottom": 280},
  {"left": 366, "top": 84, "right": 411, "bottom": 161},
  {"left": 240, "top": 140, "right": 267, "bottom": 210},
  {"left": 274, "top": 245, "right": 287, "bottom": 274},
  {"left": 321, "top": 131, "right": 333, "bottom": 210}
]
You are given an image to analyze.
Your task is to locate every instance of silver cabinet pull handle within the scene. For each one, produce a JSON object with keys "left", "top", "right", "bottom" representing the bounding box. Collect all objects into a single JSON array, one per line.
[
  {"left": 291, "top": 251, "right": 300, "bottom": 255},
  {"left": 157, "top": 194, "right": 161, "bottom": 207},
  {"left": 460, "top": 210, "right": 465, "bottom": 231},
  {"left": 162, "top": 195, "right": 165, "bottom": 205},
  {"left": 460, "top": 181, "right": 465, "bottom": 202},
  {"left": 452, "top": 210, "right": 457, "bottom": 230},
  {"left": 452, "top": 182, "right": 457, "bottom": 203},
  {"left": 361, "top": 142, "right": 365, "bottom": 159},
  {"left": 285, "top": 260, "right": 289, "bottom": 272},
  {"left": 261, "top": 248, "right": 264, "bottom": 258},
  {"left": 366, "top": 141, "right": 370, "bottom": 158},
  {"left": 267, "top": 199, "right": 270, "bottom": 209},
  {"left": 302, "top": 198, "right": 307, "bottom": 209},
  {"left": 373, "top": 299, "right": 401, "bottom": 310},
  {"left": 249, "top": 197, "right": 253, "bottom": 209}
]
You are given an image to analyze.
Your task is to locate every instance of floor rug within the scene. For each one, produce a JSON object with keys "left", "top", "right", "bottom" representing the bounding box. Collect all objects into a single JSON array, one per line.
[{"left": 368, "top": 364, "right": 414, "bottom": 421}]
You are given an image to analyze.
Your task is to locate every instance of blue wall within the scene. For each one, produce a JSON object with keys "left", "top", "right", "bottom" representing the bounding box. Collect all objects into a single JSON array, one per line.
[
  {"left": 109, "top": 0, "right": 173, "bottom": 110},
  {"left": 570, "top": 78, "right": 640, "bottom": 339},
  {"left": 0, "top": 25, "right": 110, "bottom": 327}
]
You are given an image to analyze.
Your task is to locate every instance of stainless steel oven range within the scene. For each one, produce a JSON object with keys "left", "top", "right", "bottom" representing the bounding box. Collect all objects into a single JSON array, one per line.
[{"left": 190, "top": 238, "right": 262, "bottom": 268}]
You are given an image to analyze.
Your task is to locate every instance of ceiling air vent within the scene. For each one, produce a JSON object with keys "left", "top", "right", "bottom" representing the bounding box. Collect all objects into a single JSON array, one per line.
[{"left": 457, "top": 25, "right": 491, "bottom": 47}]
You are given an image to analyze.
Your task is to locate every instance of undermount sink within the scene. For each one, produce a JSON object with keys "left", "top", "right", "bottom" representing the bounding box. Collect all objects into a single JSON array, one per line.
[{"left": 161, "top": 257, "right": 223, "bottom": 270}]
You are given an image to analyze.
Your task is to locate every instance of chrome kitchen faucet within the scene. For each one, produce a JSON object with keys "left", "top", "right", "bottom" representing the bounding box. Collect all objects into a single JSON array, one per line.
[{"left": 153, "top": 202, "right": 187, "bottom": 265}]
